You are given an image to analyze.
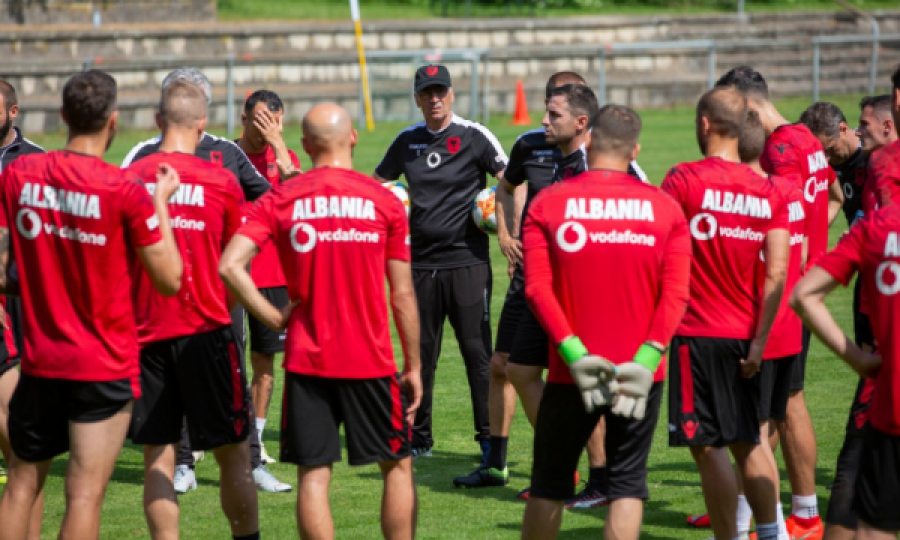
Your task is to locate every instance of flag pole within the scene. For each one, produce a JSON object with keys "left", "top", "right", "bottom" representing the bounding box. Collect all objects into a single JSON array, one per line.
[{"left": 350, "top": 0, "right": 375, "bottom": 132}]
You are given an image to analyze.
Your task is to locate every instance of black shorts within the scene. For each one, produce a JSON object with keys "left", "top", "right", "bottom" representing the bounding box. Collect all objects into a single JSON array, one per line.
[
  {"left": 854, "top": 428, "right": 900, "bottom": 531},
  {"left": 531, "top": 382, "right": 663, "bottom": 501},
  {"left": 130, "top": 325, "right": 251, "bottom": 450},
  {"left": 0, "top": 355, "right": 19, "bottom": 377},
  {"left": 280, "top": 372, "right": 410, "bottom": 467},
  {"left": 758, "top": 355, "right": 796, "bottom": 421},
  {"left": 9, "top": 373, "right": 137, "bottom": 462},
  {"left": 791, "top": 327, "right": 812, "bottom": 391},
  {"left": 668, "top": 336, "right": 761, "bottom": 447},
  {"left": 248, "top": 287, "right": 289, "bottom": 355},
  {"left": 853, "top": 277, "right": 875, "bottom": 349},
  {"left": 508, "top": 307, "right": 549, "bottom": 368},
  {"left": 495, "top": 265, "right": 526, "bottom": 355}
]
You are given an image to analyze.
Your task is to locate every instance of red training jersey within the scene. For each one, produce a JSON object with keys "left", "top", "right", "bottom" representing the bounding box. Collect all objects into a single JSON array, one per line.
[
  {"left": 869, "top": 140, "right": 900, "bottom": 210},
  {"left": 0, "top": 151, "right": 161, "bottom": 382},
  {"left": 662, "top": 157, "right": 789, "bottom": 339},
  {"left": 128, "top": 153, "right": 245, "bottom": 345},
  {"left": 245, "top": 145, "right": 301, "bottom": 288},
  {"left": 760, "top": 123, "right": 834, "bottom": 271},
  {"left": 817, "top": 205, "right": 900, "bottom": 436},
  {"left": 238, "top": 167, "right": 410, "bottom": 379},
  {"left": 1, "top": 297, "right": 16, "bottom": 358},
  {"left": 523, "top": 170, "right": 692, "bottom": 385},
  {"left": 760, "top": 176, "right": 805, "bottom": 359}
]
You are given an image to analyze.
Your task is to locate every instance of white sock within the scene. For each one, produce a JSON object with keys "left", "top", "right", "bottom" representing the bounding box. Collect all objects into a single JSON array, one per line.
[
  {"left": 777, "top": 503, "right": 789, "bottom": 540},
  {"left": 791, "top": 494, "right": 819, "bottom": 519},
  {"left": 756, "top": 522, "right": 779, "bottom": 540},
  {"left": 736, "top": 495, "right": 753, "bottom": 533},
  {"left": 256, "top": 417, "right": 267, "bottom": 442}
]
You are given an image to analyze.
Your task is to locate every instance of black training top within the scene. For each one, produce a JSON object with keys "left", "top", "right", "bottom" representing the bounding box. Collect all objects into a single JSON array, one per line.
[
  {"left": 122, "top": 132, "right": 271, "bottom": 203},
  {"left": 376, "top": 114, "right": 507, "bottom": 269},
  {"left": 0, "top": 128, "right": 44, "bottom": 173},
  {"left": 832, "top": 144, "right": 868, "bottom": 226}
]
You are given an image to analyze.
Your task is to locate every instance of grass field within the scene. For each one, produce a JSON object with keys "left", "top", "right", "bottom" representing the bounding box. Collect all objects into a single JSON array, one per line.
[{"left": 2, "top": 93, "right": 869, "bottom": 539}]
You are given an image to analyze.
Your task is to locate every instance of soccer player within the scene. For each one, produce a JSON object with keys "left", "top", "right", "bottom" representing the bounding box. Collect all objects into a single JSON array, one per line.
[
  {"left": 220, "top": 102, "right": 421, "bottom": 540},
  {"left": 122, "top": 67, "right": 289, "bottom": 493},
  {"left": 717, "top": 66, "right": 834, "bottom": 539},
  {"left": 127, "top": 81, "right": 260, "bottom": 540},
  {"left": 374, "top": 64, "right": 507, "bottom": 460},
  {"left": 520, "top": 103, "right": 691, "bottom": 540},
  {"left": 857, "top": 95, "right": 897, "bottom": 157},
  {"left": 663, "top": 86, "right": 789, "bottom": 540},
  {"left": 0, "top": 70, "right": 183, "bottom": 540},
  {"left": 865, "top": 95, "right": 900, "bottom": 209},
  {"left": 235, "top": 89, "right": 301, "bottom": 468}
]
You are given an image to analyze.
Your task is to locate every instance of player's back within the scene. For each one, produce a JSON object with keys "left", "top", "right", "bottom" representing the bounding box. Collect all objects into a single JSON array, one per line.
[
  {"left": 869, "top": 140, "right": 900, "bottom": 209},
  {"left": 243, "top": 167, "right": 409, "bottom": 379},
  {"left": 0, "top": 151, "right": 160, "bottom": 380},
  {"left": 128, "top": 152, "right": 245, "bottom": 345},
  {"left": 526, "top": 170, "right": 689, "bottom": 383},
  {"left": 662, "top": 157, "right": 788, "bottom": 339}
]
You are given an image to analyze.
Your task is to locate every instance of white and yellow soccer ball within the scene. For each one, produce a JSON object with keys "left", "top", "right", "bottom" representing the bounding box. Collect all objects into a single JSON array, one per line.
[
  {"left": 381, "top": 181, "right": 410, "bottom": 217},
  {"left": 472, "top": 186, "right": 498, "bottom": 234}
]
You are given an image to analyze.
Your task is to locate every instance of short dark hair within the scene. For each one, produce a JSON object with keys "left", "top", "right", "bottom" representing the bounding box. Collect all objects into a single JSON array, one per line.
[
  {"left": 549, "top": 84, "right": 598, "bottom": 120},
  {"left": 739, "top": 110, "right": 767, "bottom": 164},
  {"left": 0, "top": 81, "right": 17, "bottom": 112},
  {"left": 62, "top": 70, "right": 117, "bottom": 135},
  {"left": 545, "top": 71, "right": 586, "bottom": 99},
  {"left": 589, "top": 104, "right": 641, "bottom": 160},
  {"left": 860, "top": 94, "right": 892, "bottom": 116},
  {"left": 244, "top": 89, "right": 284, "bottom": 114},
  {"left": 697, "top": 86, "right": 747, "bottom": 140},
  {"left": 715, "top": 66, "right": 769, "bottom": 100},
  {"left": 799, "top": 102, "right": 846, "bottom": 140}
]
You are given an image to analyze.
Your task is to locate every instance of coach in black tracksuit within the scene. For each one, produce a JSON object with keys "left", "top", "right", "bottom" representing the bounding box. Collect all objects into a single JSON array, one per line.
[{"left": 375, "top": 65, "right": 507, "bottom": 457}]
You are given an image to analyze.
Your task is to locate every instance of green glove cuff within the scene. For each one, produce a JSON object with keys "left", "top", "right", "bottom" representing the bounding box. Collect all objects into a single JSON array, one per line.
[
  {"left": 558, "top": 336, "right": 589, "bottom": 366},
  {"left": 633, "top": 343, "right": 663, "bottom": 372}
]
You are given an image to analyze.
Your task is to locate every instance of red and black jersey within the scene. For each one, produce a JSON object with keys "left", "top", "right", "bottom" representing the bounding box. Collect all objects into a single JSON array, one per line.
[
  {"left": 662, "top": 157, "right": 789, "bottom": 339},
  {"left": 127, "top": 152, "right": 245, "bottom": 345},
  {"left": 817, "top": 205, "right": 900, "bottom": 436},
  {"left": 760, "top": 123, "right": 834, "bottom": 271},
  {"left": 238, "top": 167, "right": 410, "bottom": 379},
  {"left": 244, "top": 145, "right": 301, "bottom": 289},
  {"left": 868, "top": 140, "right": 900, "bottom": 210},
  {"left": 0, "top": 151, "right": 161, "bottom": 382},
  {"left": 523, "top": 170, "right": 691, "bottom": 385},
  {"left": 832, "top": 145, "right": 868, "bottom": 227}
]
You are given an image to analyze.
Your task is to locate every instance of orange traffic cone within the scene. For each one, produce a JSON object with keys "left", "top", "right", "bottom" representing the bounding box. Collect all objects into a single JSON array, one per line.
[{"left": 512, "top": 80, "right": 531, "bottom": 125}]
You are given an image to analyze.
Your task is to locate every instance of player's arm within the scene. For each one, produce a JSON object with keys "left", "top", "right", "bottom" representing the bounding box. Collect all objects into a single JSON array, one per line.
[
  {"left": 828, "top": 173, "right": 844, "bottom": 226},
  {"left": 137, "top": 164, "right": 184, "bottom": 296},
  {"left": 387, "top": 258, "right": 422, "bottom": 423},
  {"left": 790, "top": 223, "right": 880, "bottom": 377},
  {"left": 0, "top": 228, "right": 17, "bottom": 297},
  {"left": 746, "top": 225, "right": 790, "bottom": 377},
  {"left": 253, "top": 109, "right": 296, "bottom": 180},
  {"left": 220, "top": 234, "right": 293, "bottom": 330},
  {"left": 495, "top": 175, "right": 522, "bottom": 268},
  {"left": 373, "top": 132, "right": 406, "bottom": 183}
]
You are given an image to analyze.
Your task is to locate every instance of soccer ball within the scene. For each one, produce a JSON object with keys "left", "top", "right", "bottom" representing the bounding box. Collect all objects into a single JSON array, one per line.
[
  {"left": 381, "top": 181, "right": 410, "bottom": 217},
  {"left": 472, "top": 186, "right": 498, "bottom": 234}
]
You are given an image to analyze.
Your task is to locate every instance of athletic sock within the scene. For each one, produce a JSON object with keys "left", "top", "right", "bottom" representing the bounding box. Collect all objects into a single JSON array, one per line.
[
  {"left": 756, "top": 522, "right": 779, "bottom": 540},
  {"left": 487, "top": 436, "right": 507, "bottom": 470},
  {"left": 233, "top": 532, "right": 260, "bottom": 540},
  {"left": 588, "top": 466, "right": 608, "bottom": 492},
  {"left": 736, "top": 495, "right": 752, "bottom": 533},
  {"left": 791, "top": 494, "right": 819, "bottom": 520},
  {"left": 777, "top": 503, "right": 789, "bottom": 540},
  {"left": 256, "top": 417, "right": 267, "bottom": 435}
]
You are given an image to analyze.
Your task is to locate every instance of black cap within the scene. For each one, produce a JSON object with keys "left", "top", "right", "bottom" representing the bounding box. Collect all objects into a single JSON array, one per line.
[{"left": 414, "top": 65, "right": 452, "bottom": 93}]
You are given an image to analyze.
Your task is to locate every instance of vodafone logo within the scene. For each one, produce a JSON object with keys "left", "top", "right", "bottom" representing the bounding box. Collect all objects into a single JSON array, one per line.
[
  {"left": 804, "top": 177, "right": 828, "bottom": 203},
  {"left": 876, "top": 261, "right": 900, "bottom": 296},
  {"left": 689, "top": 213, "right": 717, "bottom": 240},
  {"left": 843, "top": 182, "right": 854, "bottom": 200},
  {"left": 16, "top": 208, "right": 41, "bottom": 239},
  {"left": 290, "top": 222, "right": 316, "bottom": 253},
  {"left": 556, "top": 221, "right": 587, "bottom": 253},
  {"left": 427, "top": 152, "right": 441, "bottom": 169}
]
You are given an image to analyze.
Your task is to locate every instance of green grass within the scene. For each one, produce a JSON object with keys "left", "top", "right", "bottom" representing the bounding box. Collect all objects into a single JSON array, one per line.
[{"left": 5, "top": 93, "right": 868, "bottom": 538}]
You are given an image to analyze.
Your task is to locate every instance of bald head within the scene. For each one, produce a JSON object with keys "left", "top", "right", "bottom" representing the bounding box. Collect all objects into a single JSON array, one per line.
[
  {"left": 159, "top": 81, "right": 207, "bottom": 128},
  {"left": 302, "top": 103, "right": 353, "bottom": 152}
]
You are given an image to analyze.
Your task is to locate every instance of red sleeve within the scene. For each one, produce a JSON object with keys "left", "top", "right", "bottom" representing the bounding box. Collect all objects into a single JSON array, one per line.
[
  {"left": 289, "top": 150, "right": 302, "bottom": 171},
  {"left": 223, "top": 176, "right": 247, "bottom": 247},
  {"left": 1, "top": 297, "right": 16, "bottom": 358},
  {"left": 384, "top": 194, "right": 410, "bottom": 262},
  {"left": 122, "top": 173, "right": 163, "bottom": 248},
  {"left": 761, "top": 138, "right": 803, "bottom": 188},
  {"left": 238, "top": 190, "right": 276, "bottom": 248},
  {"left": 871, "top": 148, "right": 900, "bottom": 208},
  {"left": 646, "top": 206, "right": 691, "bottom": 346},
  {"left": 522, "top": 197, "right": 572, "bottom": 346},
  {"left": 660, "top": 166, "right": 688, "bottom": 209},
  {"left": 765, "top": 187, "right": 790, "bottom": 233},
  {"left": 816, "top": 216, "right": 866, "bottom": 286}
]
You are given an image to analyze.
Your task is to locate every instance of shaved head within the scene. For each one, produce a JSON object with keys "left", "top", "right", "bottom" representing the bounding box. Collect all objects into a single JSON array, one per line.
[
  {"left": 302, "top": 103, "right": 353, "bottom": 153},
  {"left": 159, "top": 81, "right": 207, "bottom": 127}
]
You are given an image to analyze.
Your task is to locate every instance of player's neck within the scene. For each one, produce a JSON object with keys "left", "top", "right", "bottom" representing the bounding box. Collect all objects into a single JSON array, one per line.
[
  {"left": 159, "top": 129, "right": 200, "bottom": 155},
  {"left": 65, "top": 131, "right": 110, "bottom": 158},
  {"left": 0, "top": 126, "right": 16, "bottom": 148},
  {"left": 704, "top": 135, "right": 741, "bottom": 163},
  {"left": 761, "top": 104, "right": 790, "bottom": 135},
  {"left": 745, "top": 160, "right": 767, "bottom": 177},
  {"left": 238, "top": 136, "right": 267, "bottom": 155},
  {"left": 425, "top": 112, "right": 453, "bottom": 133},
  {"left": 558, "top": 133, "right": 587, "bottom": 157},
  {"left": 588, "top": 156, "right": 630, "bottom": 173},
  {"left": 311, "top": 151, "right": 352, "bottom": 170}
]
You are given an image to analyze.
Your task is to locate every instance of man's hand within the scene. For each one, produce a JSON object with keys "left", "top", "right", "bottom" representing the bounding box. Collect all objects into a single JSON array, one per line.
[
  {"left": 276, "top": 159, "right": 302, "bottom": 181},
  {"left": 499, "top": 234, "right": 523, "bottom": 267},
  {"left": 740, "top": 337, "right": 765, "bottom": 378},
  {"left": 569, "top": 355, "right": 617, "bottom": 413},
  {"left": 507, "top": 260, "right": 516, "bottom": 280},
  {"left": 155, "top": 162, "right": 181, "bottom": 201},
  {"left": 254, "top": 109, "right": 284, "bottom": 147},
  {"left": 274, "top": 299, "right": 300, "bottom": 332},
  {"left": 849, "top": 348, "right": 882, "bottom": 379},
  {"left": 400, "top": 369, "right": 423, "bottom": 425},
  {"left": 610, "top": 363, "right": 654, "bottom": 420}
]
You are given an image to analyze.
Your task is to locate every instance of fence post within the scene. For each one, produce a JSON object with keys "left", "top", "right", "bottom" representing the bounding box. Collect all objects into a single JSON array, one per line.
[
  {"left": 359, "top": 73, "right": 365, "bottom": 130},
  {"left": 482, "top": 53, "right": 491, "bottom": 124},
  {"left": 83, "top": 58, "right": 93, "bottom": 72},
  {"left": 597, "top": 47, "right": 607, "bottom": 107},
  {"left": 470, "top": 55, "right": 479, "bottom": 120},
  {"left": 226, "top": 53, "right": 235, "bottom": 137},
  {"left": 812, "top": 40, "right": 820, "bottom": 102},
  {"left": 869, "top": 24, "right": 879, "bottom": 95},
  {"left": 707, "top": 42, "right": 717, "bottom": 89}
]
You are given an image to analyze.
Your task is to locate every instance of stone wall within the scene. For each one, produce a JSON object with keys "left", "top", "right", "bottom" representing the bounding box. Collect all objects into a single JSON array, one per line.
[{"left": 0, "top": 0, "right": 215, "bottom": 25}]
